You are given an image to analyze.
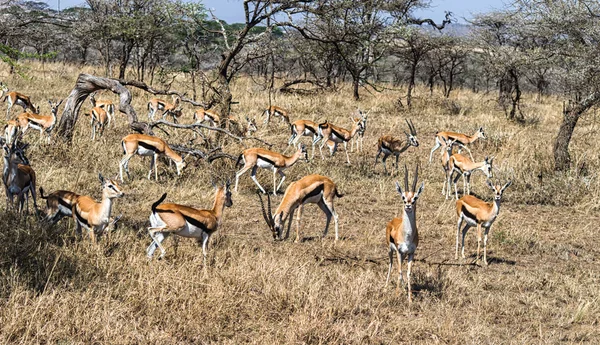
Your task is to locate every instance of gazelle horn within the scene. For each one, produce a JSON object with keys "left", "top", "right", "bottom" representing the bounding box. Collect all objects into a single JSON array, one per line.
[
  {"left": 404, "top": 164, "right": 409, "bottom": 192},
  {"left": 257, "top": 192, "right": 276, "bottom": 239}
]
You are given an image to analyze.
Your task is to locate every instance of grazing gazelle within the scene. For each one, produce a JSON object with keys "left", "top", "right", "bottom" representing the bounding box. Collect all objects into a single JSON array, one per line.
[
  {"left": 39, "top": 187, "right": 80, "bottom": 225},
  {"left": 146, "top": 183, "right": 233, "bottom": 263},
  {"left": 147, "top": 95, "right": 182, "bottom": 122},
  {"left": 375, "top": 119, "right": 419, "bottom": 175},
  {"left": 257, "top": 174, "right": 343, "bottom": 242},
  {"left": 72, "top": 173, "right": 124, "bottom": 243},
  {"left": 86, "top": 106, "right": 109, "bottom": 140},
  {"left": 3, "top": 142, "right": 37, "bottom": 214},
  {"left": 193, "top": 108, "right": 220, "bottom": 127},
  {"left": 235, "top": 144, "right": 307, "bottom": 195},
  {"left": 287, "top": 119, "right": 319, "bottom": 158},
  {"left": 385, "top": 165, "right": 424, "bottom": 303},
  {"left": 89, "top": 92, "right": 115, "bottom": 127},
  {"left": 263, "top": 105, "right": 290, "bottom": 124},
  {"left": 429, "top": 127, "right": 486, "bottom": 162},
  {"left": 316, "top": 119, "right": 363, "bottom": 164},
  {"left": 447, "top": 154, "right": 493, "bottom": 200},
  {"left": 350, "top": 110, "right": 369, "bottom": 153},
  {"left": 16, "top": 100, "right": 62, "bottom": 143},
  {"left": 1, "top": 84, "right": 39, "bottom": 119},
  {"left": 456, "top": 179, "right": 512, "bottom": 265},
  {"left": 119, "top": 133, "right": 187, "bottom": 182}
]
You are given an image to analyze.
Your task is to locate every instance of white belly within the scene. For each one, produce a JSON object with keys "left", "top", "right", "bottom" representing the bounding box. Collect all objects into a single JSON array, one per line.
[
  {"left": 302, "top": 192, "right": 323, "bottom": 205},
  {"left": 175, "top": 222, "right": 207, "bottom": 238},
  {"left": 381, "top": 147, "right": 392, "bottom": 155},
  {"left": 58, "top": 204, "right": 72, "bottom": 216},
  {"left": 137, "top": 147, "right": 155, "bottom": 156},
  {"left": 257, "top": 158, "right": 274, "bottom": 169},
  {"left": 461, "top": 213, "right": 478, "bottom": 226}
]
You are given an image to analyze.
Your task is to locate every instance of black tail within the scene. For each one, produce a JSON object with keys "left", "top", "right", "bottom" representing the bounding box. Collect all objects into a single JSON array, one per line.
[
  {"left": 39, "top": 187, "right": 48, "bottom": 199},
  {"left": 290, "top": 123, "right": 295, "bottom": 135},
  {"left": 335, "top": 188, "right": 344, "bottom": 198},
  {"left": 235, "top": 154, "right": 244, "bottom": 167},
  {"left": 152, "top": 193, "right": 167, "bottom": 213}
]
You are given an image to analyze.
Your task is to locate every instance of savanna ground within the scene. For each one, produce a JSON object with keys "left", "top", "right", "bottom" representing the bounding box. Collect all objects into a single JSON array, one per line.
[{"left": 0, "top": 63, "right": 599, "bottom": 344}]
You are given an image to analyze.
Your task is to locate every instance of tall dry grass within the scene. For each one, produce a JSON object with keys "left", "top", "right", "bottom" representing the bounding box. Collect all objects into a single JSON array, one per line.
[{"left": 0, "top": 63, "right": 599, "bottom": 343}]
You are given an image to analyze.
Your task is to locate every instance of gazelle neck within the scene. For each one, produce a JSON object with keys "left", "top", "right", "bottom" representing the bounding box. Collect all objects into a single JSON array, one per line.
[
  {"left": 284, "top": 149, "right": 303, "bottom": 167},
  {"left": 402, "top": 207, "right": 418, "bottom": 239},
  {"left": 467, "top": 132, "right": 480, "bottom": 144},
  {"left": 164, "top": 146, "right": 183, "bottom": 164},
  {"left": 100, "top": 190, "right": 115, "bottom": 222},
  {"left": 211, "top": 188, "right": 226, "bottom": 222},
  {"left": 349, "top": 124, "right": 361, "bottom": 140}
]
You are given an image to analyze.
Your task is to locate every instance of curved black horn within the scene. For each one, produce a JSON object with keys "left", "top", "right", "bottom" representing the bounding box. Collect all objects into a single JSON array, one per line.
[
  {"left": 257, "top": 192, "right": 276, "bottom": 239},
  {"left": 404, "top": 164, "right": 409, "bottom": 192},
  {"left": 410, "top": 119, "right": 417, "bottom": 135},
  {"left": 412, "top": 165, "right": 419, "bottom": 192}
]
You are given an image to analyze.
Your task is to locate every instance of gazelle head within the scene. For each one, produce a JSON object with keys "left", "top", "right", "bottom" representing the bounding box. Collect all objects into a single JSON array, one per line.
[
  {"left": 176, "top": 154, "right": 188, "bottom": 175},
  {"left": 5, "top": 141, "right": 29, "bottom": 165},
  {"left": 297, "top": 143, "right": 308, "bottom": 161},
  {"left": 395, "top": 165, "right": 425, "bottom": 213},
  {"left": 89, "top": 92, "right": 97, "bottom": 107},
  {"left": 32, "top": 104, "right": 40, "bottom": 114},
  {"left": 404, "top": 119, "right": 418, "bottom": 147},
  {"left": 221, "top": 181, "right": 233, "bottom": 207},
  {"left": 171, "top": 106, "right": 183, "bottom": 119},
  {"left": 0, "top": 82, "right": 8, "bottom": 97},
  {"left": 486, "top": 179, "right": 512, "bottom": 201},
  {"left": 357, "top": 108, "right": 369, "bottom": 130},
  {"left": 482, "top": 156, "right": 494, "bottom": 178},
  {"left": 257, "top": 192, "right": 281, "bottom": 240},
  {"left": 99, "top": 173, "right": 124, "bottom": 199},
  {"left": 245, "top": 116, "right": 258, "bottom": 135},
  {"left": 48, "top": 99, "right": 63, "bottom": 116},
  {"left": 476, "top": 126, "right": 486, "bottom": 140}
]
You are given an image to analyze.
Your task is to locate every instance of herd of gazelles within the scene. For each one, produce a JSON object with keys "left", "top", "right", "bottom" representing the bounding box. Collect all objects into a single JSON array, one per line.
[{"left": 0, "top": 83, "right": 512, "bottom": 302}]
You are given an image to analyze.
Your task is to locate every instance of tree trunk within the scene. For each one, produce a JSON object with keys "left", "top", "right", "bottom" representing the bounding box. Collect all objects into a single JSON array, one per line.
[
  {"left": 553, "top": 92, "right": 600, "bottom": 171},
  {"left": 406, "top": 62, "right": 417, "bottom": 108},
  {"left": 119, "top": 41, "right": 134, "bottom": 80},
  {"left": 352, "top": 73, "right": 360, "bottom": 101}
]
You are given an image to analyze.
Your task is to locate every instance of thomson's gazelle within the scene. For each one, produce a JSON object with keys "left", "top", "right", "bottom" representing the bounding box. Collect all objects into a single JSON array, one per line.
[
  {"left": 429, "top": 127, "right": 486, "bottom": 162},
  {"left": 375, "top": 119, "right": 418, "bottom": 175},
  {"left": 119, "top": 134, "right": 187, "bottom": 182}
]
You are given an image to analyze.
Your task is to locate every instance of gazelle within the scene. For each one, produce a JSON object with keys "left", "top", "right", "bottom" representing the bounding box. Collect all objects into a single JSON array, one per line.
[
  {"left": 429, "top": 127, "right": 486, "bottom": 163},
  {"left": 230, "top": 116, "right": 258, "bottom": 137},
  {"left": 235, "top": 144, "right": 307, "bottom": 195},
  {"left": 4, "top": 120, "right": 20, "bottom": 146},
  {"left": 350, "top": 110, "right": 369, "bottom": 153},
  {"left": 146, "top": 183, "right": 233, "bottom": 263},
  {"left": 119, "top": 133, "right": 187, "bottom": 182},
  {"left": 3, "top": 142, "right": 38, "bottom": 214},
  {"left": 148, "top": 95, "right": 182, "bottom": 122},
  {"left": 263, "top": 105, "right": 290, "bottom": 124},
  {"left": 447, "top": 154, "right": 493, "bottom": 200},
  {"left": 193, "top": 108, "right": 220, "bottom": 127},
  {"left": 316, "top": 119, "right": 363, "bottom": 164},
  {"left": 385, "top": 165, "right": 424, "bottom": 303},
  {"left": 16, "top": 100, "right": 62, "bottom": 144},
  {"left": 375, "top": 119, "right": 419, "bottom": 175},
  {"left": 257, "top": 174, "right": 343, "bottom": 242},
  {"left": 1, "top": 85, "right": 39, "bottom": 119},
  {"left": 440, "top": 137, "right": 457, "bottom": 197},
  {"left": 39, "top": 187, "right": 80, "bottom": 225},
  {"left": 90, "top": 92, "right": 115, "bottom": 127},
  {"left": 287, "top": 119, "right": 319, "bottom": 158},
  {"left": 72, "top": 173, "right": 124, "bottom": 243},
  {"left": 86, "top": 106, "right": 108, "bottom": 140},
  {"left": 456, "top": 180, "right": 512, "bottom": 265}
]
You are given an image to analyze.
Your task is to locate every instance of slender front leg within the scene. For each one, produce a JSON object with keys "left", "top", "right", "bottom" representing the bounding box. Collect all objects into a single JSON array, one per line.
[
  {"left": 396, "top": 249, "right": 404, "bottom": 293},
  {"left": 201, "top": 232, "right": 210, "bottom": 267},
  {"left": 344, "top": 142, "right": 350, "bottom": 164},
  {"left": 385, "top": 244, "right": 394, "bottom": 287},
  {"left": 407, "top": 253, "right": 414, "bottom": 303},
  {"left": 234, "top": 165, "right": 251, "bottom": 192},
  {"left": 429, "top": 139, "right": 441, "bottom": 163},
  {"left": 476, "top": 223, "right": 482, "bottom": 263},
  {"left": 456, "top": 216, "right": 463, "bottom": 260},
  {"left": 276, "top": 170, "right": 286, "bottom": 194},
  {"left": 295, "top": 204, "right": 303, "bottom": 243},
  {"left": 466, "top": 174, "right": 471, "bottom": 195},
  {"left": 483, "top": 226, "right": 490, "bottom": 265},
  {"left": 148, "top": 227, "right": 168, "bottom": 259},
  {"left": 154, "top": 153, "right": 159, "bottom": 181},
  {"left": 461, "top": 224, "right": 471, "bottom": 259},
  {"left": 272, "top": 168, "right": 278, "bottom": 196},
  {"left": 250, "top": 166, "right": 267, "bottom": 194}
]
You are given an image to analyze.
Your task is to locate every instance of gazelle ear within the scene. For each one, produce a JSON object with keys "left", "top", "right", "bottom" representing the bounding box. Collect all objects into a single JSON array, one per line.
[
  {"left": 98, "top": 173, "right": 105, "bottom": 184},
  {"left": 414, "top": 181, "right": 425, "bottom": 198},
  {"left": 395, "top": 181, "right": 403, "bottom": 195},
  {"left": 486, "top": 179, "right": 494, "bottom": 190}
]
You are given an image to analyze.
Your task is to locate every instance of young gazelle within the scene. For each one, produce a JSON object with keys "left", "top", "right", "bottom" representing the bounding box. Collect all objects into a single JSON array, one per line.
[
  {"left": 72, "top": 173, "right": 124, "bottom": 243},
  {"left": 447, "top": 154, "right": 493, "bottom": 200},
  {"left": 1, "top": 86, "right": 39, "bottom": 119},
  {"left": 235, "top": 144, "right": 308, "bottom": 195},
  {"left": 429, "top": 127, "right": 486, "bottom": 162},
  {"left": 263, "top": 105, "right": 290, "bottom": 124},
  {"left": 146, "top": 183, "right": 233, "bottom": 262},
  {"left": 375, "top": 119, "right": 418, "bottom": 175},
  {"left": 86, "top": 106, "right": 108, "bottom": 140},
  {"left": 89, "top": 92, "right": 115, "bottom": 127},
  {"left": 456, "top": 180, "right": 512, "bottom": 265},
  {"left": 3, "top": 142, "right": 37, "bottom": 214},
  {"left": 385, "top": 166, "right": 424, "bottom": 303},
  {"left": 257, "top": 174, "right": 343, "bottom": 242},
  {"left": 16, "top": 100, "right": 62, "bottom": 143},
  {"left": 39, "top": 187, "right": 80, "bottom": 225},
  {"left": 193, "top": 108, "right": 220, "bottom": 127},
  {"left": 230, "top": 116, "right": 258, "bottom": 137},
  {"left": 147, "top": 96, "right": 182, "bottom": 122},
  {"left": 287, "top": 119, "right": 319, "bottom": 158},
  {"left": 350, "top": 110, "right": 369, "bottom": 153},
  {"left": 119, "top": 133, "right": 187, "bottom": 182},
  {"left": 317, "top": 119, "right": 363, "bottom": 164}
]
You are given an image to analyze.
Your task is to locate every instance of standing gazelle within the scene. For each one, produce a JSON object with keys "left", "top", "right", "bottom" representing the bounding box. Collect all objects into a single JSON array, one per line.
[
  {"left": 193, "top": 108, "right": 220, "bottom": 127},
  {"left": 375, "top": 119, "right": 418, "bottom": 175},
  {"left": 429, "top": 127, "right": 486, "bottom": 162},
  {"left": 3, "top": 142, "right": 37, "bottom": 214},
  {"left": 16, "top": 99, "right": 62, "bottom": 143},
  {"left": 148, "top": 96, "right": 182, "bottom": 122},
  {"left": 456, "top": 180, "right": 512, "bottom": 265},
  {"left": 87, "top": 106, "right": 109, "bottom": 140},
  {"left": 146, "top": 183, "right": 233, "bottom": 263},
  {"left": 39, "top": 187, "right": 80, "bottom": 225},
  {"left": 235, "top": 144, "right": 307, "bottom": 195},
  {"left": 90, "top": 92, "right": 115, "bottom": 127},
  {"left": 263, "top": 105, "right": 290, "bottom": 124},
  {"left": 447, "top": 154, "right": 493, "bottom": 200},
  {"left": 350, "top": 110, "right": 369, "bottom": 153},
  {"left": 72, "top": 173, "right": 124, "bottom": 243},
  {"left": 258, "top": 174, "right": 343, "bottom": 242},
  {"left": 119, "top": 134, "right": 187, "bottom": 182},
  {"left": 385, "top": 165, "right": 424, "bottom": 303},
  {"left": 1, "top": 85, "right": 39, "bottom": 119},
  {"left": 287, "top": 119, "right": 319, "bottom": 158},
  {"left": 316, "top": 119, "right": 363, "bottom": 164}
]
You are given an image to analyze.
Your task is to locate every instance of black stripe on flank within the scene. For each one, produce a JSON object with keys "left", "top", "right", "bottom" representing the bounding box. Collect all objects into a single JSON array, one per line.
[
  {"left": 74, "top": 208, "right": 90, "bottom": 228},
  {"left": 305, "top": 125, "right": 316, "bottom": 134},
  {"left": 302, "top": 184, "right": 324, "bottom": 203},
  {"left": 138, "top": 141, "right": 161, "bottom": 153},
  {"left": 381, "top": 142, "right": 392, "bottom": 152},
  {"left": 183, "top": 215, "right": 210, "bottom": 232},
  {"left": 461, "top": 206, "right": 478, "bottom": 222},
  {"left": 58, "top": 197, "right": 72, "bottom": 209},
  {"left": 330, "top": 128, "right": 345, "bottom": 140},
  {"left": 257, "top": 155, "right": 276, "bottom": 166}
]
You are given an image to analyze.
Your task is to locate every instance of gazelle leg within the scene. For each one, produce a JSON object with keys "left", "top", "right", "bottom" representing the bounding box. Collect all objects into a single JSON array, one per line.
[
  {"left": 322, "top": 198, "right": 339, "bottom": 241},
  {"left": 461, "top": 224, "right": 471, "bottom": 259},
  {"left": 385, "top": 244, "right": 394, "bottom": 287},
  {"left": 466, "top": 174, "right": 471, "bottom": 195},
  {"left": 201, "top": 231, "right": 210, "bottom": 267},
  {"left": 250, "top": 166, "right": 267, "bottom": 194},
  {"left": 483, "top": 226, "right": 490, "bottom": 265},
  {"left": 146, "top": 231, "right": 165, "bottom": 258},
  {"left": 374, "top": 148, "right": 381, "bottom": 167},
  {"left": 154, "top": 153, "right": 159, "bottom": 181},
  {"left": 276, "top": 169, "right": 286, "bottom": 194},
  {"left": 396, "top": 249, "right": 404, "bottom": 293},
  {"left": 476, "top": 223, "right": 483, "bottom": 263},
  {"left": 407, "top": 253, "right": 414, "bottom": 303},
  {"left": 147, "top": 154, "right": 155, "bottom": 180},
  {"left": 453, "top": 170, "right": 462, "bottom": 200},
  {"left": 344, "top": 142, "right": 350, "bottom": 164},
  {"left": 234, "top": 165, "right": 252, "bottom": 192},
  {"left": 395, "top": 154, "right": 400, "bottom": 176},
  {"left": 317, "top": 201, "right": 332, "bottom": 239},
  {"left": 120, "top": 154, "right": 134, "bottom": 182},
  {"left": 456, "top": 216, "right": 463, "bottom": 260},
  {"left": 319, "top": 139, "right": 326, "bottom": 160},
  {"left": 148, "top": 227, "right": 168, "bottom": 258},
  {"left": 381, "top": 153, "right": 388, "bottom": 174},
  {"left": 429, "top": 138, "right": 442, "bottom": 163},
  {"left": 295, "top": 204, "right": 303, "bottom": 243}
]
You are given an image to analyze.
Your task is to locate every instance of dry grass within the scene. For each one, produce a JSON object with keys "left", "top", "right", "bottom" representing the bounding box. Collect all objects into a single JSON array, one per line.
[{"left": 0, "top": 63, "right": 599, "bottom": 344}]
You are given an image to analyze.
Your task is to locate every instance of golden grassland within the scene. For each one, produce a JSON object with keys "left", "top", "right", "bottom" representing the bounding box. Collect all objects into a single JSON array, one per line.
[{"left": 0, "top": 62, "right": 599, "bottom": 343}]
